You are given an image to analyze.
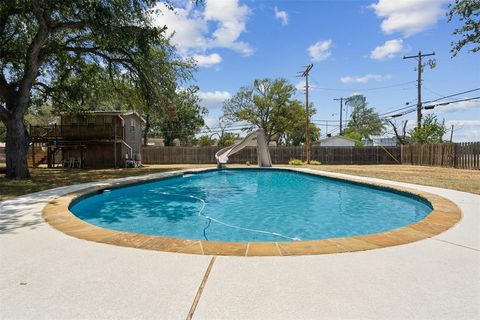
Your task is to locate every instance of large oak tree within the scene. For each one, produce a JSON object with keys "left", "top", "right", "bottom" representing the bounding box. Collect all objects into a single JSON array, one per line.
[{"left": 0, "top": 0, "right": 175, "bottom": 179}]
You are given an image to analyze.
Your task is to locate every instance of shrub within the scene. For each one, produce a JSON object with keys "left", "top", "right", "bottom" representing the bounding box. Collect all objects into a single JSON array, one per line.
[
  {"left": 288, "top": 158, "right": 304, "bottom": 165},
  {"left": 309, "top": 160, "right": 321, "bottom": 165}
]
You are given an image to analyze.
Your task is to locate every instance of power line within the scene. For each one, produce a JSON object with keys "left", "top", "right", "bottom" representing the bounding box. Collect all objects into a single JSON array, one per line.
[
  {"left": 380, "top": 88, "right": 480, "bottom": 117},
  {"left": 383, "top": 96, "right": 480, "bottom": 119},
  {"left": 423, "top": 86, "right": 444, "bottom": 97},
  {"left": 423, "top": 87, "right": 480, "bottom": 104},
  {"left": 423, "top": 96, "right": 480, "bottom": 109},
  {"left": 310, "top": 80, "right": 416, "bottom": 92},
  {"left": 379, "top": 103, "right": 417, "bottom": 117}
]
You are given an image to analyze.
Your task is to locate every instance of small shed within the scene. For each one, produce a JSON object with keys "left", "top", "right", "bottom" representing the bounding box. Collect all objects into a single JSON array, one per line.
[
  {"left": 315, "top": 135, "right": 356, "bottom": 147},
  {"left": 29, "top": 111, "right": 145, "bottom": 168}
]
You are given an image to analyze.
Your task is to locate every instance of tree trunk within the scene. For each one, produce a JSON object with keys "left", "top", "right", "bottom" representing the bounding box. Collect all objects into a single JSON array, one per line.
[
  {"left": 143, "top": 114, "right": 150, "bottom": 146},
  {"left": 5, "top": 116, "right": 30, "bottom": 179}
]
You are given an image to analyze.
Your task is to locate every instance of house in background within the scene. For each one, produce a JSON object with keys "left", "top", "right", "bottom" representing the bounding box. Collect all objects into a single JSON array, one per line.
[
  {"left": 363, "top": 136, "right": 397, "bottom": 147},
  {"left": 314, "top": 135, "right": 356, "bottom": 147},
  {"left": 30, "top": 111, "right": 145, "bottom": 168}
]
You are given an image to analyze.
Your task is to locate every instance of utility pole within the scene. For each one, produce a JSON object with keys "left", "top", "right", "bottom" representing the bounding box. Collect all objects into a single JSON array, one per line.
[
  {"left": 298, "top": 64, "right": 313, "bottom": 163},
  {"left": 403, "top": 51, "right": 435, "bottom": 129},
  {"left": 450, "top": 124, "right": 454, "bottom": 143},
  {"left": 333, "top": 97, "right": 344, "bottom": 135}
]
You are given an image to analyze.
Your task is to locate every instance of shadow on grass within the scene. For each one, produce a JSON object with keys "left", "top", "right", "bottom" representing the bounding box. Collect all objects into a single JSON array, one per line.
[{"left": 0, "top": 166, "right": 184, "bottom": 201}]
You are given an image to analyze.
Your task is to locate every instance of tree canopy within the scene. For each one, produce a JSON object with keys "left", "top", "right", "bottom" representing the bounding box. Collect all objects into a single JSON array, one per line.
[
  {"left": 196, "top": 134, "right": 216, "bottom": 147},
  {"left": 409, "top": 114, "right": 447, "bottom": 144},
  {"left": 343, "top": 131, "right": 364, "bottom": 147},
  {"left": 344, "top": 94, "right": 384, "bottom": 140},
  {"left": 278, "top": 101, "right": 320, "bottom": 146},
  {"left": 223, "top": 78, "right": 319, "bottom": 145},
  {"left": 0, "top": 0, "right": 190, "bottom": 178},
  {"left": 448, "top": 0, "right": 480, "bottom": 56},
  {"left": 149, "top": 86, "right": 206, "bottom": 146},
  {"left": 217, "top": 132, "right": 240, "bottom": 147}
]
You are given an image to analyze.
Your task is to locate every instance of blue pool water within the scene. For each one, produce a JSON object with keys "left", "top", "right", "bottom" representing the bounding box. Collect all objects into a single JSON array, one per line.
[{"left": 70, "top": 169, "right": 432, "bottom": 242}]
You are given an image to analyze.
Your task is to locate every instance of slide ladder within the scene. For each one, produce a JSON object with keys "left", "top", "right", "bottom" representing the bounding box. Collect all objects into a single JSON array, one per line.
[{"left": 215, "top": 129, "right": 272, "bottom": 168}]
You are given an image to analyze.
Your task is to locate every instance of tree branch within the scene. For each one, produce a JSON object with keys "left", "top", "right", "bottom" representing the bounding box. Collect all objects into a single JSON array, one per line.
[
  {"left": 50, "top": 20, "right": 90, "bottom": 31},
  {"left": 33, "top": 82, "right": 74, "bottom": 112},
  {"left": 16, "top": 0, "right": 51, "bottom": 116}
]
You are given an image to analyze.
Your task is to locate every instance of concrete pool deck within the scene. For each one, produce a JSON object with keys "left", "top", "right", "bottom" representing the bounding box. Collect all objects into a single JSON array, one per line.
[{"left": 1, "top": 168, "right": 479, "bottom": 319}]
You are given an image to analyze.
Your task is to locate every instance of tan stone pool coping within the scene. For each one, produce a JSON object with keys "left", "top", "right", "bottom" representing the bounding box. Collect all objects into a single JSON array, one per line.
[{"left": 42, "top": 167, "right": 462, "bottom": 256}]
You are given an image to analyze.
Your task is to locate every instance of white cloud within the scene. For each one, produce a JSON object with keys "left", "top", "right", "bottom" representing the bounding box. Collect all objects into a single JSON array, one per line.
[
  {"left": 340, "top": 74, "right": 392, "bottom": 84},
  {"left": 152, "top": 3, "right": 207, "bottom": 55},
  {"left": 204, "top": 0, "right": 253, "bottom": 55},
  {"left": 370, "top": 0, "right": 449, "bottom": 37},
  {"left": 436, "top": 100, "right": 480, "bottom": 113},
  {"left": 203, "top": 116, "right": 219, "bottom": 129},
  {"left": 446, "top": 120, "right": 480, "bottom": 127},
  {"left": 295, "top": 81, "right": 316, "bottom": 92},
  {"left": 308, "top": 40, "right": 332, "bottom": 61},
  {"left": 295, "top": 81, "right": 304, "bottom": 91},
  {"left": 274, "top": 7, "right": 289, "bottom": 26},
  {"left": 370, "top": 39, "right": 405, "bottom": 60},
  {"left": 197, "top": 90, "right": 231, "bottom": 109},
  {"left": 193, "top": 53, "right": 222, "bottom": 68},
  {"left": 152, "top": 0, "right": 253, "bottom": 59}
]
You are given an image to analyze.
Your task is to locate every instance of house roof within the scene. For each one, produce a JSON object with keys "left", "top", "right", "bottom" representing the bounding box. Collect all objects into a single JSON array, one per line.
[
  {"left": 61, "top": 111, "right": 146, "bottom": 123},
  {"left": 315, "top": 135, "right": 357, "bottom": 143},
  {"left": 91, "top": 111, "right": 146, "bottom": 123}
]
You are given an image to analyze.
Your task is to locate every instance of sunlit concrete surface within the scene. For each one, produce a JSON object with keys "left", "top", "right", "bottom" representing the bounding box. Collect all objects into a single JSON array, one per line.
[{"left": 1, "top": 168, "right": 479, "bottom": 319}]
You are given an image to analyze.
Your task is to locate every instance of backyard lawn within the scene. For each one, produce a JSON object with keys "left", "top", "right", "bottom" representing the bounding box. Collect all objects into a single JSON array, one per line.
[
  {"left": 304, "top": 164, "right": 480, "bottom": 195},
  {"left": 1, "top": 164, "right": 479, "bottom": 201},
  {"left": 0, "top": 165, "right": 213, "bottom": 201}
]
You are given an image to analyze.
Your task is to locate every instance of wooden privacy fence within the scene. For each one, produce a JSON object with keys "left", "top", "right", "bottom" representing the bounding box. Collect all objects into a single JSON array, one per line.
[
  {"left": 401, "top": 142, "right": 480, "bottom": 169},
  {"left": 1, "top": 143, "right": 478, "bottom": 169},
  {"left": 142, "top": 146, "right": 401, "bottom": 165}
]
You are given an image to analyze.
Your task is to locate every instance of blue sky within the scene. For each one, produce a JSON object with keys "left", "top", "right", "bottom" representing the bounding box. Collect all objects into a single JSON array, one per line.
[{"left": 153, "top": 0, "right": 480, "bottom": 141}]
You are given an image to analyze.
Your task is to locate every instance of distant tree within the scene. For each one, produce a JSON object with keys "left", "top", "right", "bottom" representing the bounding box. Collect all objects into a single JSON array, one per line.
[
  {"left": 24, "top": 104, "right": 57, "bottom": 126},
  {"left": 344, "top": 131, "right": 364, "bottom": 147},
  {"left": 223, "top": 78, "right": 297, "bottom": 142},
  {"left": 279, "top": 101, "right": 320, "bottom": 146},
  {"left": 151, "top": 86, "right": 206, "bottom": 146},
  {"left": 409, "top": 114, "right": 447, "bottom": 144},
  {"left": 344, "top": 95, "right": 384, "bottom": 140},
  {"left": 217, "top": 132, "right": 240, "bottom": 147},
  {"left": 448, "top": 0, "right": 480, "bottom": 56},
  {"left": 196, "top": 135, "right": 216, "bottom": 147},
  {"left": 388, "top": 119, "right": 410, "bottom": 145},
  {"left": 205, "top": 116, "right": 236, "bottom": 146},
  {"left": 132, "top": 47, "right": 196, "bottom": 146}
]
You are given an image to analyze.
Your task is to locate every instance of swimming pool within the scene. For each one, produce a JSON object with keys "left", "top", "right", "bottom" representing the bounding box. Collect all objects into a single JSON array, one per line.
[{"left": 69, "top": 169, "right": 432, "bottom": 242}]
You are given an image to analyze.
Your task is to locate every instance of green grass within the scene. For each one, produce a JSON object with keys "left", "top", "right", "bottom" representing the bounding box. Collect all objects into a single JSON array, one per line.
[{"left": 0, "top": 166, "right": 185, "bottom": 201}]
